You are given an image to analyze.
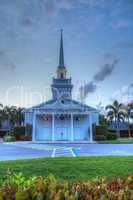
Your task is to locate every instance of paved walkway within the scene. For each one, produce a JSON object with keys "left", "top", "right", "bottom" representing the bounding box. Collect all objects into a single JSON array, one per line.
[{"left": 0, "top": 142, "right": 133, "bottom": 161}]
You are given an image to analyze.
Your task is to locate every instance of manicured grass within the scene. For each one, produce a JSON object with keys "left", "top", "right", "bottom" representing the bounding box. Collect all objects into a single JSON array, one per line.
[
  {"left": 0, "top": 156, "right": 133, "bottom": 183},
  {"left": 97, "top": 138, "right": 133, "bottom": 144}
]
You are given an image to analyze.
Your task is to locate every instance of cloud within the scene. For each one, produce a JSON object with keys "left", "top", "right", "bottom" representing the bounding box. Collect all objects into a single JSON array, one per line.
[
  {"left": 21, "top": 17, "right": 33, "bottom": 28},
  {"left": 113, "top": 41, "right": 133, "bottom": 49},
  {"left": 41, "top": 0, "right": 74, "bottom": 17},
  {"left": 1, "top": 0, "right": 132, "bottom": 39},
  {"left": 85, "top": 14, "right": 105, "bottom": 33},
  {"left": 111, "top": 19, "right": 132, "bottom": 29},
  {"left": 0, "top": 50, "right": 16, "bottom": 71},
  {"left": 95, "top": 102, "right": 106, "bottom": 114},
  {"left": 42, "top": 0, "right": 57, "bottom": 17},
  {"left": 80, "top": 81, "right": 97, "bottom": 98},
  {"left": 57, "top": 0, "right": 74, "bottom": 10},
  {"left": 110, "top": 0, "right": 133, "bottom": 17},
  {"left": 130, "top": 83, "right": 133, "bottom": 87},
  {"left": 0, "top": 50, "right": 5, "bottom": 57},
  {"left": 41, "top": 0, "right": 109, "bottom": 17},
  {"left": 111, "top": 83, "right": 133, "bottom": 104},
  {"left": 94, "top": 58, "right": 119, "bottom": 82},
  {"left": 79, "top": 0, "right": 108, "bottom": 7},
  {"left": 53, "top": 0, "right": 133, "bottom": 15},
  {"left": 79, "top": 55, "right": 119, "bottom": 99}
]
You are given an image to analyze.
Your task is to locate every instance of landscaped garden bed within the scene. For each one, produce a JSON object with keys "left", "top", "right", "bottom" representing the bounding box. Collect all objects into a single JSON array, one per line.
[{"left": 1, "top": 171, "right": 133, "bottom": 199}]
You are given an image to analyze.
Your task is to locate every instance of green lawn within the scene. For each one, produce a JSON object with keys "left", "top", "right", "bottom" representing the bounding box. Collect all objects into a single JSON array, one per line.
[
  {"left": 97, "top": 138, "right": 133, "bottom": 144},
  {"left": 0, "top": 156, "right": 133, "bottom": 183}
]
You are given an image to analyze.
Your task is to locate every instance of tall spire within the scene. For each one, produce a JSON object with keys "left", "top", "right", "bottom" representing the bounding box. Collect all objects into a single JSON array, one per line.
[{"left": 59, "top": 29, "right": 64, "bottom": 67}]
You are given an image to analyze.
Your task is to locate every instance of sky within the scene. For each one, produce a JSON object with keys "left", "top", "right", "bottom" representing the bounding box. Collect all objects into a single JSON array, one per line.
[{"left": 0, "top": 0, "right": 133, "bottom": 109}]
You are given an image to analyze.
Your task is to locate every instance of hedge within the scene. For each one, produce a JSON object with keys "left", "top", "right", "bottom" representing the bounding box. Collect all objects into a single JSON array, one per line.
[
  {"left": 12, "top": 126, "right": 25, "bottom": 138},
  {"left": 106, "top": 132, "right": 117, "bottom": 140},
  {"left": 94, "top": 125, "right": 107, "bottom": 135},
  {"left": 1, "top": 172, "right": 133, "bottom": 199},
  {"left": 11, "top": 125, "right": 32, "bottom": 141},
  {"left": 94, "top": 126, "right": 117, "bottom": 141},
  {"left": 94, "top": 135, "right": 107, "bottom": 141}
]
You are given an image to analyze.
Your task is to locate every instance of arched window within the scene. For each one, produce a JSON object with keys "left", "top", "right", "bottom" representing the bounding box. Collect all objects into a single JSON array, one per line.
[{"left": 60, "top": 72, "right": 64, "bottom": 78}]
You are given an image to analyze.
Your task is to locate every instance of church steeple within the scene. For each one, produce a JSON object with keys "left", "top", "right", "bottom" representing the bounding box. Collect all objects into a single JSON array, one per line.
[
  {"left": 51, "top": 30, "right": 73, "bottom": 100},
  {"left": 59, "top": 29, "right": 64, "bottom": 67},
  {"left": 57, "top": 29, "right": 67, "bottom": 79}
]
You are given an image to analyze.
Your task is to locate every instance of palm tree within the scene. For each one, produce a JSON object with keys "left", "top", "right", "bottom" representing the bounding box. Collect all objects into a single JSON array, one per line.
[
  {"left": 125, "top": 103, "right": 133, "bottom": 137},
  {"left": 3, "top": 106, "right": 25, "bottom": 127},
  {"left": 107, "top": 110, "right": 114, "bottom": 123},
  {"left": 3, "top": 106, "right": 12, "bottom": 123},
  {"left": 130, "top": 103, "right": 133, "bottom": 122},
  {"left": 0, "top": 105, "right": 25, "bottom": 133},
  {"left": 106, "top": 100, "right": 126, "bottom": 137},
  {"left": 15, "top": 107, "right": 24, "bottom": 126},
  {"left": 0, "top": 103, "right": 3, "bottom": 128},
  {"left": 2, "top": 106, "right": 17, "bottom": 127}
]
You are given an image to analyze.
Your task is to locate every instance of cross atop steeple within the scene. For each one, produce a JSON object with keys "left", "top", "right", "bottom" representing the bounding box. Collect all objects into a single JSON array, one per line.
[{"left": 59, "top": 29, "right": 64, "bottom": 67}]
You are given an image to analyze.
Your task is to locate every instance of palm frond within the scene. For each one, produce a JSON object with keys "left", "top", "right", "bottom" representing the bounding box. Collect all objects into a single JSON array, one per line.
[{"left": 105, "top": 105, "right": 115, "bottom": 111}]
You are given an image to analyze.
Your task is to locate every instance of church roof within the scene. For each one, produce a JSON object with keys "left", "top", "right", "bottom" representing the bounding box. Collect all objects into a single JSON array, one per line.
[{"left": 25, "top": 99, "right": 98, "bottom": 113}]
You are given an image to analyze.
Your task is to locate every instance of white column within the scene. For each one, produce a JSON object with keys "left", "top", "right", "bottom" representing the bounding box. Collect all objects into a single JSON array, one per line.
[
  {"left": 52, "top": 113, "right": 55, "bottom": 141},
  {"left": 32, "top": 111, "right": 36, "bottom": 142},
  {"left": 89, "top": 114, "right": 93, "bottom": 142},
  {"left": 71, "top": 113, "right": 74, "bottom": 141}
]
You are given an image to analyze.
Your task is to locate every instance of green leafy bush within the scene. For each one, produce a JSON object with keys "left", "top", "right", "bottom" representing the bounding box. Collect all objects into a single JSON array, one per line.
[
  {"left": 94, "top": 135, "right": 107, "bottom": 141},
  {"left": 1, "top": 172, "right": 133, "bottom": 199},
  {"left": 107, "top": 129, "right": 117, "bottom": 140},
  {"left": 94, "top": 126, "right": 117, "bottom": 141},
  {"left": 12, "top": 126, "right": 25, "bottom": 139},
  {"left": 95, "top": 125, "right": 108, "bottom": 135},
  {"left": 94, "top": 125, "right": 107, "bottom": 140},
  {"left": 107, "top": 132, "right": 117, "bottom": 140},
  {"left": 108, "top": 128, "right": 116, "bottom": 133},
  {"left": 11, "top": 126, "right": 32, "bottom": 141},
  {"left": 3, "top": 135, "right": 16, "bottom": 142}
]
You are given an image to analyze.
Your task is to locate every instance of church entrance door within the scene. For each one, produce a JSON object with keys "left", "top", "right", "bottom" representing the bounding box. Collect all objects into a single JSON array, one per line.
[{"left": 55, "top": 115, "right": 70, "bottom": 141}]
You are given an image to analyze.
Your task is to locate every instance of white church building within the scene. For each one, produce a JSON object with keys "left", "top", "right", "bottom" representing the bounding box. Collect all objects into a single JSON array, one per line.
[{"left": 24, "top": 31, "right": 99, "bottom": 142}]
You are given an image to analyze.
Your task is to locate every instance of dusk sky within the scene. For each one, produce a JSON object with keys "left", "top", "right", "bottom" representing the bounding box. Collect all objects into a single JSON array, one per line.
[{"left": 0, "top": 0, "right": 133, "bottom": 109}]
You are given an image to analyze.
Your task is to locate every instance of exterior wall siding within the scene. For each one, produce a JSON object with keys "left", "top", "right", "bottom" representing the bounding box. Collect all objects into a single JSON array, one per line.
[
  {"left": 35, "top": 115, "right": 52, "bottom": 141},
  {"left": 73, "top": 115, "right": 90, "bottom": 141},
  {"left": 25, "top": 112, "right": 98, "bottom": 142},
  {"left": 92, "top": 113, "right": 99, "bottom": 125},
  {"left": 33, "top": 114, "right": 92, "bottom": 141}
]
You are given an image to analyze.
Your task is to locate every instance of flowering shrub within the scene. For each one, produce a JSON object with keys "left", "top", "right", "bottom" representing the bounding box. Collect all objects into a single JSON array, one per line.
[{"left": 1, "top": 171, "right": 133, "bottom": 199}]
